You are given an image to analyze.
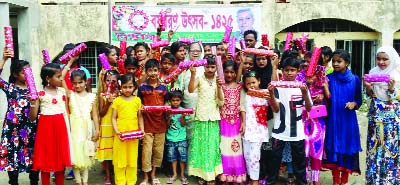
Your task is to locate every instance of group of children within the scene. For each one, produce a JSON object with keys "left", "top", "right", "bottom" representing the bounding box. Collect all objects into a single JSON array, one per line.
[{"left": 0, "top": 28, "right": 399, "bottom": 185}]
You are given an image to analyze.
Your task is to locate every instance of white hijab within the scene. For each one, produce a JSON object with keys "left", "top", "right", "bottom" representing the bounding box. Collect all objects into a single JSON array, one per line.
[{"left": 369, "top": 46, "right": 400, "bottom": 100}]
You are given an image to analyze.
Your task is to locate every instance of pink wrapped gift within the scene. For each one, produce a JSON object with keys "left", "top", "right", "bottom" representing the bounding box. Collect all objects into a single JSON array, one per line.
[
  {"left": 216, "top": 56, "right": 225, "bottom": 83},
  {"left": 142, "top": 106, "right": 171, "bottom": 112},
  {"left": 240, "top": 39, "right": 246, "bottom": 50},
  {"left": 170, "top": 108, "right": 194, "bottom": 114},
  {"left": 284, "top": 32, "right": 293, "bottom": 51},
  {"left": 211, "top": 46, "right": 217, "bottom": 55},
  {"left": 120, "top": 130, "right": 144, "bottom": 141},
  {"left": 98, "top": 53, "right": 112, "bottom": 70},
  {"left": 178, "top": 59, "right": 207, "bottom": 69},
  {"left": 159, "top": 10, "right": 167, "bottom": 31},
  {"left": 42, "top": 49, "right": 51, "bottom": 64},
  {"left": 177, "top": 38, "right": 194, "bottom": 44},
  {"left": 261, "top": 34, "right": 269, "bottom": 47},
  {"left": 270, "top": 81, "right": 305, "bottom": 88},
  {"left": 295, "top": 33, "right": 308, "bottom": 54},
  {"left": 23, "top": 68, "right": 38, "bottom": 100},
  {"left": 243, "top": 48, "right": 275, "bottom": 57},
  {"left": 59, "top": 43, "right": 87, "bottom": 64},
  {"left": 222, "top": 26, "right": 233, "bottom": 43},
  {"left": 364, "top": 74, "right": 391, "bottom": 83},
  {"left": 164, "top": 67, "right": 183, "bottom": 84},
  {"left": 306, "top": 47, "right": 322, "bottom": 77},
  {"left": 120, "top": 40, "right": 127, "bottom": 57},
  {"left": 151, "top": 40, "right": 170, "bottom": 49},
  {"left": 228, "top": 36, "right": 236, "bottom": 59},
  {"left": 247, "top": 89, "right": 269, "bottom": 98},
  {"left": 4, "top": 26, "right": 14, "bottom": 58}
]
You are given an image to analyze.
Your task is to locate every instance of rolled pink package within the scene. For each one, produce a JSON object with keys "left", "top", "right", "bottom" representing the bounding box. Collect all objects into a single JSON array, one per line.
[
  {"left": 284, "top": 32, "right": 293, "bottom": 51},
  {"left": 159, "top": 10, "right": 167, "bottom": 31},
  {"left": 23, "top": 68, "right": 38, "bottom": 100},
  {"left": 270, "top": 81, "right": 305, "bottom": 88},
  {"left": 216, "top": 56, "right": 225, "bottom": 83},
  {"left": 142, "top": 106, "right": 171, "bottom": 112},
  {"left": 240, "top": 39, "right": 246, "bottom": 50},
  {"left": 306, "top": 47, "right": 322, "bottom": 77},
  {"left": 151, "top": 40, "right": 170, "bottom": 49},
  {"left": 243, "top": 48, "right": 275, "bottom": 57},
  {"left": 164, "top": 67, "right": 183, "bottom": 84},
  {"left": 247, "top": 89, "right": 269, "bottom": 98},
  {"left": 4, "top": 26, "right": 14, "bottom": 58},
  {"left": 222, "top": 26, "right": 233, "bottom": 43},
  {"left": 59, "top": 43, "right": 87, "bottom": 64},
  {"left": 120, "top": 130, "right": 144, "bottom": 140},
  {"left": 228, "top": 36, "right": 236, "bottom": 59},
  {"left": 178, "top": 59, "right": 207, "bottom": 69},
  {"left": 261, "top": 34, "right": 269, "bottom": 47},
  {"left": 170, "top": 108, "right": 194, "bottom": 114},
  {"left": 211, "top": 46, "right": 217, "bottom": 55},
  {"left": 177, "top": 38, "right": 194, "bottom": 44},
  {"left": 120, "top": 40, "right": 127, "bottom": 57},
  {"left": 42, "top": 49, "right": 51, "bottom": 64},
  {"left": 364, "top": 74, "right": 391, "bottom": 83},
  {"left": 98, "top": 53, "right": 112, "bottom": 70}
]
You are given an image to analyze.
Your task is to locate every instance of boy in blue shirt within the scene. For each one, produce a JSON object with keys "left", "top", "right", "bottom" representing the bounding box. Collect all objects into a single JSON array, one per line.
[{"left": 166, "top": 90, "right": 190, "bottom": 185}]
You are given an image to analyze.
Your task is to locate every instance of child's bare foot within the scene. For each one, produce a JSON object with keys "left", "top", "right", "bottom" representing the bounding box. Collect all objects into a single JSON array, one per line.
[{"left": 140, "top": 179, "right": 149, "bottom": 185}]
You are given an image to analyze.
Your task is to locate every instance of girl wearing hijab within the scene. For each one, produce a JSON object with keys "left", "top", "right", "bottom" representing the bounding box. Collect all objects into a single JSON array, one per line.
[{"left": 364, "top": 46, "right": 400, "bottom": 185}]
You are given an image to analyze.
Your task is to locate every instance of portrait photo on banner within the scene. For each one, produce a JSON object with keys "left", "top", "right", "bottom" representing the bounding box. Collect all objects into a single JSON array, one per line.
[{"left": 111, "top": 5, "right": 262, "bottom": 43}]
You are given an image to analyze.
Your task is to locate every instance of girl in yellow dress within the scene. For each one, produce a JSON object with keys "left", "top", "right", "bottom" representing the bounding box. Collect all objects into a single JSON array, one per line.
[
  {"left": 62, "top": 59, "right": 100, "bottom": 185},
  {"left": 96, "top": 70, "right": 120, "bottom": 185},
  {"left": 111, "top": 74, "right": 143, "bottom": 185}
]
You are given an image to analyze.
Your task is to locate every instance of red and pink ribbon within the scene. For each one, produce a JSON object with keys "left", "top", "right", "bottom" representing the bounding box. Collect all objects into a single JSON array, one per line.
[{"left": 151, "top": 40, "right": 170, "bottom": 49}]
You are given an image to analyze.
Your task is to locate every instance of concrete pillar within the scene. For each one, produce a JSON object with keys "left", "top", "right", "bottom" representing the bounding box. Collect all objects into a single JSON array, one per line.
[
  {"left": 0, "top": 2, "right": 10, "bottom": 127},
  {"left": 380, "top": 29, "right": 394, "bottom": 47}
]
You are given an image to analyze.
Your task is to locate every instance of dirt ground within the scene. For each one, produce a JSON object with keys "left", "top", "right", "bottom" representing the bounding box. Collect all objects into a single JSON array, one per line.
[{"left": 0, "top": 112, "right": 368, "bottom": 185}]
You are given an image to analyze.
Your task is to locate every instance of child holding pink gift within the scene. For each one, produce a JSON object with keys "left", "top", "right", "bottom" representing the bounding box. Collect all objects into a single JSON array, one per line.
[
  {"left": 138, "top": 59, "right": 169, "bottom": 185},
  {"left": 29, "top": 63, "right": 73, "bottom": 185},
  {"left": 0, "top": 48, "right": 39, "bottom": 184},
  {"left": 111, "top": 74, "right": 143, "bottom": 185},
  {"left": 61, "top": 58, "right": 100, "bottom": 185},
  {"left": 188, "top": 54, "right": 224, "bottom": 184}
]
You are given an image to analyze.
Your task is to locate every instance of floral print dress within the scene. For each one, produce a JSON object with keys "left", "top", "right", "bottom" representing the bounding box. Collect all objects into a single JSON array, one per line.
[
  {"left": 0, "top": 69, "right": 37, "bottom": 172},
  {"left": 366, "top": 94, "right": 400, "bottom": 185}
]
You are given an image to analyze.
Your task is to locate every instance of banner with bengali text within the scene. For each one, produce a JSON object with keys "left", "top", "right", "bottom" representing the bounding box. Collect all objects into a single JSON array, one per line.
[{"left": 111, "top": 5, "right": 262, "bottom": 43}]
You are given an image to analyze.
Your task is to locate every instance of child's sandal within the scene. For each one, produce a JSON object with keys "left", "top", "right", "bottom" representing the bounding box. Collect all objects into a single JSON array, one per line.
[{"left": 181, "top": 177, "right": 189, "bottom": 185}]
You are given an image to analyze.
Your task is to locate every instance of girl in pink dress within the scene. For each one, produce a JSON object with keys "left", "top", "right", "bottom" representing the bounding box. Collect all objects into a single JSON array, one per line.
[{"left": 219, "top": 60, "right": 247, "bottom": 183}]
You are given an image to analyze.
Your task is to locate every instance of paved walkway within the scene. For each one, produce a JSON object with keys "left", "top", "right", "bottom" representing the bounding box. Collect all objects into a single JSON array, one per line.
[{"left": 0, "top": 112, "right": 368, "bottom": 185}]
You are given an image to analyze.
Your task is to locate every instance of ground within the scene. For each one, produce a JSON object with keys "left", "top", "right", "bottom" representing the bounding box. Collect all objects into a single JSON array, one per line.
[{"left": 0, "top": 112, "right": 367, "bottom": 185}]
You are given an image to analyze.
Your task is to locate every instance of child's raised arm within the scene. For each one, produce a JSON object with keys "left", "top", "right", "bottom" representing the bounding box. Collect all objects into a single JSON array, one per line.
[
  {"left": 236, "top": 51, "right": 245, "bottom": 83},
  {"left": 29, "top": 99, "right": 39, "bottom": 121},
  {"left": 91, "top": 97, "right": 100, "bottom": 141},
  {"left": 188, "top": 66, "right": 199, "bottom": 93},
  {"left": 267, "top": 85, "right": 279, "bottom": 113},
  {"left": 301, "top": 85, "right": 313, "bottom": 111},
  {"left": 61, "top": 59, "right": 75, "bottom": 97},
  {"left": 99, "top": 95, "right": 114, "bottom": 117},
  {"left": 0, "top": 47, "right": 12, "bottom": 70}
]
